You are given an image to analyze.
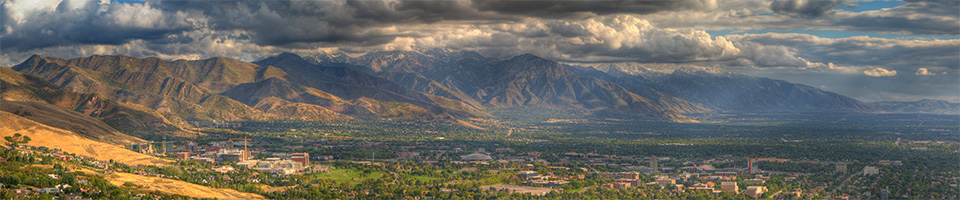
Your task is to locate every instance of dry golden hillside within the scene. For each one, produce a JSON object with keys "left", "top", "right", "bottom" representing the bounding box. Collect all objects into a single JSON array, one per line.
[
  {"left": 106, "top": 172, "right": 267, "bottom": 200},
  {"left": 0, "top": 111, "right": 168, "bottom": 166},
  {"left": 1, "top": 100, "right": 144, "bottom": 145}
]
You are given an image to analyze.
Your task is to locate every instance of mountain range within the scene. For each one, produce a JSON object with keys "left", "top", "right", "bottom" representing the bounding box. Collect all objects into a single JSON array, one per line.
[
  {"left": 6, "top": 49, "right": 953, "bottom": 136},
  {"left": 870, "top": 99, "right": 960, "bottom": 114}
]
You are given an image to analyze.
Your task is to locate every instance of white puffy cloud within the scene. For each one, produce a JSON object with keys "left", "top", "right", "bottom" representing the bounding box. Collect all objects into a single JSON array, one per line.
[
  {"left": 915, "top": 68, "right": 936, "bottom": 76},
  {"left": 397, "top": 15, "right": 742, "bottom": 63},
  {"left": 863, "top": 67, "right": 897, "bottom": 77}
]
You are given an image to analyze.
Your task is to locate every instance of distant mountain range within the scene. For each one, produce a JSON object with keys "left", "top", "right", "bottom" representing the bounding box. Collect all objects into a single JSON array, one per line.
[
  {"left": 8, "top": 49, "right": 952, "bottom": 133},
  {"left": 870, "top": 99, "right": 960, "bottom": 114}
]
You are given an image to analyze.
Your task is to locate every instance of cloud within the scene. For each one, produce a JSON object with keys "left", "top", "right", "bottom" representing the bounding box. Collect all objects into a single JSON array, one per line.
[
  {"left": 915, "top": 68, "right": 937, "bottom": 76},
  {"left": 0, "top": 0, "right": 955, "bottom": 103},
  {"left": 771, "top": 0, "right": 847, "bottom": 18},
  {"left": 470, "top": 0, "right": 718, "bottom": 17},
  {"left": 724, "top": 33, "right": 960, "bottom": 73},
  {"left": 642, "top": 0, "right": 959, "bottom": 36},
  {"left": 863, "top": 67, "right": 897, "bottom": 77},
  {"left": 1, "top": 0, "right": 197, "bottom": 51},
  {"left": 829, "top": 1, "right": 960, "bottom": 35}
]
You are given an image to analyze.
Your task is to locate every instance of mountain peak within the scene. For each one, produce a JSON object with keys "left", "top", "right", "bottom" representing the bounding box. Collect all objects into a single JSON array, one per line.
[
  {"left": 513, "top": 53, "right": 543, "bottom": 60},
  {"left": 276, "top": 52, "right": 304, "bottom": 60},
  {"left": 27, "top": 54, "right": 45, "bottom": 60},
  {"left": 672, "top": 67, "right": 741, "bottom": 78}
]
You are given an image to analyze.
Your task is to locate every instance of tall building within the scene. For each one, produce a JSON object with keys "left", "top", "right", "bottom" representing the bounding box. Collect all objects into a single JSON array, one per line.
[{"left": 650, "top": 156, "right": 658, "bottom": 172}]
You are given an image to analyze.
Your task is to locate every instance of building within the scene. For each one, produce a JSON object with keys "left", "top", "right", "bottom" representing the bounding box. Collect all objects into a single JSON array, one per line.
[
  {"left": 745, "top": 186, "right": 767, "bottom": 198},
  {"left": 720, "top": 182, "right": 739, "bottom": 194},
  {"left": 523, "top": 180, "right": 570, "bottom": 187},
  {"left": 240, "top": 158, "right": 305, "bottom": 175},
  {"left": 518, "top": 171, "right": 539, "bottom": 178},
  {"left": 650, "top": 156, "right": 658, "bottom": 172},
  {"left": 190, "top": 157, "right": 214, "bottom": 163},
  {"left": 621, "top": 166, "right": 655, "bottom": 173},
  {"left": 599, "top": 172, "right": 639, "bottom": 179},
  {"left": 784, "top": 189, "right": 803, "bottom": 198},
  {"left": 34, "top": 187, "right": 59, "bottom": 194},
  {"left": 212, "top": 165, "right": 235, "bottom": 173},
  {"left": 220, "top": 154, "right": 243, "bottom": 162},
  {"left": 396, "top": 151, "right": 419, "bottom": 160},
  {"left": 615, "top": 179, "right": 641, "bottom": 187},
  {"left": 835, "top": 163, "right": 848, "bottom": 173},
  {"left": 603, "top": 182, "right": 632, "bottom": 189},
  {"left": 460, "top": 153, "right": 493, "bottom": 162},
  {"left": 862, "top": 166, "right": 880, "bottom": 175},
  {"left": 176, "top": 152, "right": 191, "bottom": 160},
  {"left": 291, "top": 153, "right": 309, "bottom": 166},
  {"left": 745, "top": 178, "right": 766, "bottom": 184},
  {"left": 688, "top": 183, "right": 714, "bottom": 192},
  {"left": 486, "top": 185, "right": 556, "bottom": 196},
  {"left": 215, "top": 149, "right": 246, "bottom": 162},
  {"left": 654, "top": 177, "right": 676, "bottom": 187}
]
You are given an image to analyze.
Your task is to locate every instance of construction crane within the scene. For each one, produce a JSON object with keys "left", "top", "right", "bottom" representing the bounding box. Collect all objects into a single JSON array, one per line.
[{"left": 230, "top": 136, "right": 252, "bottom": 161}]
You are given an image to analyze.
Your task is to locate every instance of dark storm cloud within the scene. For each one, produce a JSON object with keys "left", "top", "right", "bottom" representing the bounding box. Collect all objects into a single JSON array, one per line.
[
  {"left": 830, "top": 0, "right": 960, "bottom": 35},
  {"left": 770, "top": 0, "right": 847, "bottom": 18},
  {"left": 150, "top": 0, "right": 718, "bottom": 47},
  {"left": 1, "top": 0, "right": 194, "bottom": 51},
  {"left": 763, "top": 0, "right": 960, "bottom": 35}
]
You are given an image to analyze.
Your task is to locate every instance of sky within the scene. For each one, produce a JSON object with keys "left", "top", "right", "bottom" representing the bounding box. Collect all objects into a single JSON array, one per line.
[{"left": 1, "top": 0, "right": 958, "bottom": 102}]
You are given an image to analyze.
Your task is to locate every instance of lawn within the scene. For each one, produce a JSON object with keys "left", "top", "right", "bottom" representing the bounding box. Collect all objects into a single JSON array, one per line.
[{"left": 315, "top": 168, "right": 384, "bottom": 184}]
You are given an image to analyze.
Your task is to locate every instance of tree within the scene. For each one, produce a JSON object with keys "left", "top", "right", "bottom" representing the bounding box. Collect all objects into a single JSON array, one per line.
[{"left": 4, "top": 133, "right": 31, "bottom": 148}]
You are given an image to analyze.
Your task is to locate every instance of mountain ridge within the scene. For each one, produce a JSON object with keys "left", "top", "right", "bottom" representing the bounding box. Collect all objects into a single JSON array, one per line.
[
  {"left": 9, "top": 50, "right": 888, "bottom": 127},
  {"left": 870, "top": 99, "right": 960, "bottom": 114}
]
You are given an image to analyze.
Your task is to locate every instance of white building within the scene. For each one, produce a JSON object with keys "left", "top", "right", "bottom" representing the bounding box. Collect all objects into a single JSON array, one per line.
[
  {"left": 862, "top": 166, "right": 880, "bottom": 175},
  {"left": 238, "top": 158, "right": 304, "bottom": 175}
]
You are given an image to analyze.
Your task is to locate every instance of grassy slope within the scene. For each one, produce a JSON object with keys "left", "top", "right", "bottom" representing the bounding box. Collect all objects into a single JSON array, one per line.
[
  {"left": 0, "top": 111, "right": 168, "bottom": 166},
  {"left": 1, "top": 100, "right": 143, "bottom": 145},
  {"left": 106, "top": 172, "right": 266, "bottom": 200}
]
